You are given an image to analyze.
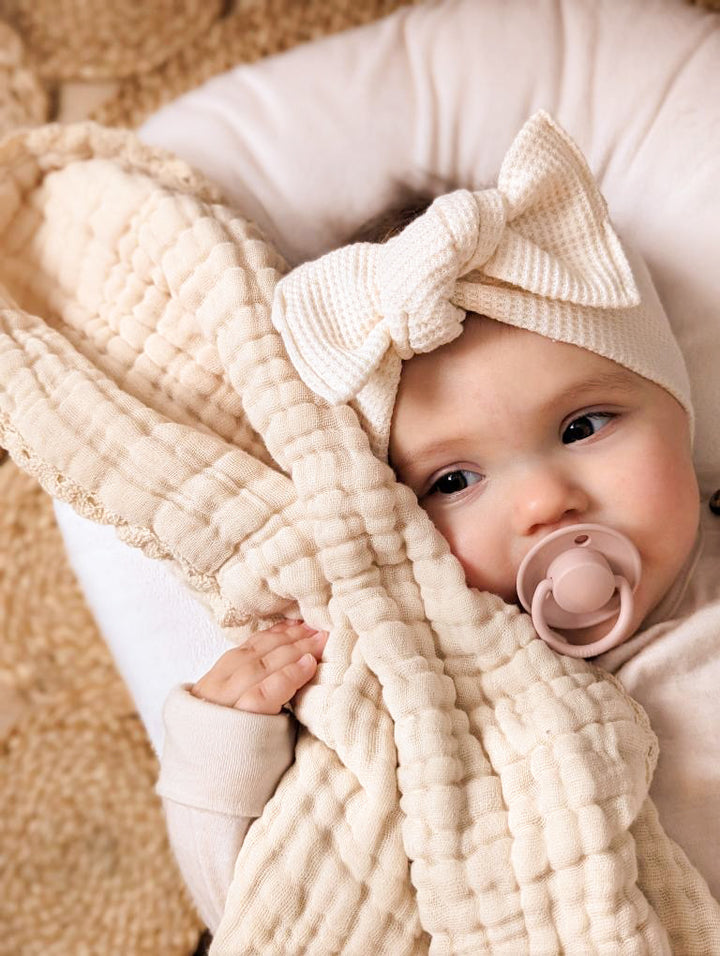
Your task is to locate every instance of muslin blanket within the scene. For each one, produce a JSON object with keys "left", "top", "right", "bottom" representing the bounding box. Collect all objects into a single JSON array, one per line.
[{"left": 1, "top": 123, "right": 719, "bottom": 954}]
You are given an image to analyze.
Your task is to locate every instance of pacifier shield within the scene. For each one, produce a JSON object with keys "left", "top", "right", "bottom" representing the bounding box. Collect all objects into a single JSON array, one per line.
[{"left": 516, "top": 524, "right": 641, "bottom": 630}]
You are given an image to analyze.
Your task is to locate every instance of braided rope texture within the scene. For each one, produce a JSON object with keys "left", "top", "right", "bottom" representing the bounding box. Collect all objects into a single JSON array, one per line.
[
  {"left": 0, "top": 20, "right": 48, "bottom": 136},
  {"left": 0, "top": 460, "right": 203, "bottom": 956},
  {"left": 0, "top": 0, "right": 224, "bottom": 81},
  {"left": 1, "top": 123, "right": 719, "bottom": 954},
  {"left": 91, "top": 0, "right": 418, "bottom": 129}
]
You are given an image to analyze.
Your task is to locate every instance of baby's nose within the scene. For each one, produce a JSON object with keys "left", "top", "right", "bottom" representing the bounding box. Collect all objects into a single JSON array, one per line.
[{"left": 511, "top": 465, "right": 589, "bottom": 537}]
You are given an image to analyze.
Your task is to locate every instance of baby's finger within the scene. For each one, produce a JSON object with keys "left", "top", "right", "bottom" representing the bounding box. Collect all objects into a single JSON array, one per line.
[
  {"left": 234, "top": 653, "right": 318, "bottom": 715},
  {"left": 190, "top": 626, "right": 327, "bottom": 709},
  {"left": 221, "top": 629, "right": 327, "bottom": 695},
  {"left": 210, "top": 622, "right": 320, "bottom": 680},
  {"left": 250, "top": 621, "right": 323, "bottom": 657}
]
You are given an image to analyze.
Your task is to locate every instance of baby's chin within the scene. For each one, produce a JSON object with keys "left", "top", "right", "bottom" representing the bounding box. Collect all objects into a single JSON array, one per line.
[
  {"left": 553, "top": 620, "right": 618, "bottom": 650},
  {"left": 553, "top": 600, "right": 648, "bottom": 654}
]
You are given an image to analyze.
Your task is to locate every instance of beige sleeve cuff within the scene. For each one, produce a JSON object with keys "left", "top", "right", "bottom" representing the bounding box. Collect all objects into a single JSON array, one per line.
[{"left": 156, "top": 683, "right": 296, "bottom": 818}]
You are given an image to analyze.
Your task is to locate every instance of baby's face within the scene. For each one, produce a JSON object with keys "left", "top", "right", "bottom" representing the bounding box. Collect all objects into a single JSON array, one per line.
[{"left": 389, "top": 316, "right": 699, "bottom": 642}]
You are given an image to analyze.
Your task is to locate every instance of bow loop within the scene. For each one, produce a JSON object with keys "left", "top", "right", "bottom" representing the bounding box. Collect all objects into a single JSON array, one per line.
[{"left": 479, "top": 112, "right": 640, "bottom": 309}]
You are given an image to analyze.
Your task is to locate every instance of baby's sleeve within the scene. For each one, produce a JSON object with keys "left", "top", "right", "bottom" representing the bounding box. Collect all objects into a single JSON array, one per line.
[{"left": 156, "top": 684, "right": 296, "bottom": 932}]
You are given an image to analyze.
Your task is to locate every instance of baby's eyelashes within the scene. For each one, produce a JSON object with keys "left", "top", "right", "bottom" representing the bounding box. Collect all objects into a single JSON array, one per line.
[
  {"left": 426, "top": 468, "right": 484, "bottom": 498},
  {"left": 561, "top": 410, "right": 617, "bottom": 444}
]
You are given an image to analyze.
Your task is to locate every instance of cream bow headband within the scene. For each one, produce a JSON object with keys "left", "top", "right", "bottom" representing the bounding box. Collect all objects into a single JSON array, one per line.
[{"left": 272, "top": 111, "right": 692, "bottom": 459}]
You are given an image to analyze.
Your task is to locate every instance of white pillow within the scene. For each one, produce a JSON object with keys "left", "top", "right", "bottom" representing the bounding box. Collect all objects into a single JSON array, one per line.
[{"left": 56, "top": 0, "right": 720, "bottom": 752}]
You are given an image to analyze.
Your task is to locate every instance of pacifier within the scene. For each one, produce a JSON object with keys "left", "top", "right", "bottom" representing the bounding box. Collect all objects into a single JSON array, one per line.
[{"left": 515, "top": 523, "right": 641, "bottom": 658}]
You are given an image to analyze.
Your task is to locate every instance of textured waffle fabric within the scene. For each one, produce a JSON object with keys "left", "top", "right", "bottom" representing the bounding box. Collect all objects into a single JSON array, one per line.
[{"left": 0, "top": 123, "right": 719, "bottom": 953}]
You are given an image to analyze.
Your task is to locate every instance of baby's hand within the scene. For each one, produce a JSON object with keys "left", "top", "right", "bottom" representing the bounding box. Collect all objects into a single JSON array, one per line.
[{"left": 190, "top": 621, "right": 327, "bottom": 715}]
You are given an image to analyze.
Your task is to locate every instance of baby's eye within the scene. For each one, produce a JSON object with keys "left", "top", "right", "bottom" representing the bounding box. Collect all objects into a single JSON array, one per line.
[
  {"left": 562, "top": 411, "right": 616, "bottom": 444},
  {"left": 428, "top": 469, "right": 484, "bottom": 496}
]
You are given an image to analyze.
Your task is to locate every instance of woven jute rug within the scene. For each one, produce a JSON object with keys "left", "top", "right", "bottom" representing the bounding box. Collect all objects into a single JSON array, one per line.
[
  {"left": 0, "top": 458, "right": 204, "bottom": 956},
  {"left": 0, "top": 0, "right": 224, "bottom": 81},
  {"left": 0, "top": 19, "right": 47, "bottom": 137}
]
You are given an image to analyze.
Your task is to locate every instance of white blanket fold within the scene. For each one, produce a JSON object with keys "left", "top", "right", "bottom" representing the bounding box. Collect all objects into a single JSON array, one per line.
[{"left": 0, "top": 123, "right": 718, "bottom": 954}]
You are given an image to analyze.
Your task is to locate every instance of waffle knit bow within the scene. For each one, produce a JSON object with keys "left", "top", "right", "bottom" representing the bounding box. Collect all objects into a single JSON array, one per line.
[{"left": 271, "top": 111, "right": 690, "bottom": 458}]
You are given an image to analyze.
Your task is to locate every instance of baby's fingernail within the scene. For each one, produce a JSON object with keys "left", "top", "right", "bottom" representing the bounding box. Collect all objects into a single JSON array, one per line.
[{"left": 299, "top": 652, "right": 316, "bottom": 668}]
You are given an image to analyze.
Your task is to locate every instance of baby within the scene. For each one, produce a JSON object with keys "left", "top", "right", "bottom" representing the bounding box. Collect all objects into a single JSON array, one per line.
[{"left": 157, "top": 114, "right": 719, "bottom": 933}]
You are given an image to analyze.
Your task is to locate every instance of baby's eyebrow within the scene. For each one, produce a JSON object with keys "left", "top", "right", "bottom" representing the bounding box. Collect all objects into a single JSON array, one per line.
[
  {"left": 391, "top": 437, "right": 465, "bottom": 483},
  {"left": 541, "top": 367, "right": 639, "bottom": 412}
]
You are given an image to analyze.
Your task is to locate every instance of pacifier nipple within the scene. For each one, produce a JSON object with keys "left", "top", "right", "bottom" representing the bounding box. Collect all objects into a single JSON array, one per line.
[
  {"left": 547, "top": 547, "right": 617, "bottom": 614},
  {"left": 516, "top": 524, "right": 641, "bottom": 658}
]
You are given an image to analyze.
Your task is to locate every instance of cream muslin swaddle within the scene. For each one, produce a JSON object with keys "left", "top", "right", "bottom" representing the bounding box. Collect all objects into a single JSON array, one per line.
[{"left": 0, "top": 120, "right": 718, "bottom": 954}]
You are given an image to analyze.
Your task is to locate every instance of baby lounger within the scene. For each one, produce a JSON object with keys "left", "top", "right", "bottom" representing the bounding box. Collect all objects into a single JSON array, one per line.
[
  {"left": 48, "top": 0, "right": 720, "bottom": 931},
  {"left": 57, "top": 0, "right": 720, "bottom": 737}
]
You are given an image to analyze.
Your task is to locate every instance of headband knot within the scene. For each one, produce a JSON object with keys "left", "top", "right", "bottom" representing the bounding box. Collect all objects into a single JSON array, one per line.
[{"left": 465, "top": 188, "right": 507, "bottom": 272}]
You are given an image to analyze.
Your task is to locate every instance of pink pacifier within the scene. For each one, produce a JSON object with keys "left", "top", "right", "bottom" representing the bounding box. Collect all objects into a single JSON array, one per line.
[{"left": 516, "top": 523, "right": 641, "bottom": 658}]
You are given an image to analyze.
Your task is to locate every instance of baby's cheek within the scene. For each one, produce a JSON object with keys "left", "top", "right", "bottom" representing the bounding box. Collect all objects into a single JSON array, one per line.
[
  {"left": 622, "top": 441, "right": 699, "bottom": 559},
  {"left": 436, "top": 515, "right": 513, "bottom": 598},
  {"left": 650, "top": 448, "right": 697, "bottom": 516},
  {"left": 428, "top": 512, "right": 473, "bottom": 568}
]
